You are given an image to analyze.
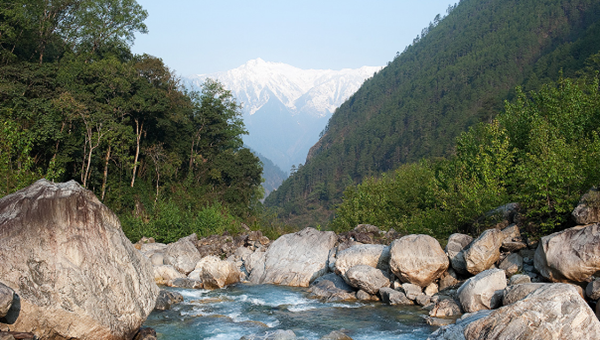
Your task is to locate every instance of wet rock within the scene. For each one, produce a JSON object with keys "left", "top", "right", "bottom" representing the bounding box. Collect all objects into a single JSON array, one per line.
[
  {"left": 345, "top": 265, "right": 390, "bottom": 295},
  {"left": 498, "top": 253, "right": 523, "bottom": 277},
  {"left": 401, "top": 283, "right": 423, "bottom": 300},
  {"left": 241, "top": 329, "right": 297, "bottom": 340},
  {"left": 320, "top": 330, "right": 353, "bottom": 340},
  {"left": 356, "top": 290, "right": 378, "bottom": 301},
  {"left": 250, "top": 228, "right": 337, "bottom": 287},
  {"left": 0, "top": 180, "right": 158, "bottom": 339},
  {"left": 334, "top": 244, "right": 390, "bottom": 278},
  {"left": 308, "top": 273, "right": 356, "bottom": 302},
  {"left": 572, "top": 189, "right": 600, "bottom": 225},
  {"left": 425, "top": 317, "right": 456, "bottom": 327},
  {"left": 379, "top": 287, "right": 413, "bottom": 305},
  {"left": 429, "top": 298, "right": 462, "bottom": 318},
  {"left": 445, "top": 234, "right": 473, "bottom": 275},
  {"left": 389, "top": 235, "right": 449, "bottom": 287},
  {"left": 463, "top": 228, "right": 504, "bottom": 275},
  {"left": 534, "top": 224, "right": 600, "bottom": 283},
  {"left": 164, "top": 234, "right": 202, "bottom": 275},
  {"left": 457, "top": 268, "right": 506, "bottom": 313},
  {"left": 154, "top": 290, "right": 183, "bottom": 311}
]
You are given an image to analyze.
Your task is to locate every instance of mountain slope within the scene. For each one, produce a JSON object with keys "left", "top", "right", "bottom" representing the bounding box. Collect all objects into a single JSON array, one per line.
[
  {"left": 265, "top": 0, "right": 600, "bottom": 227},
  {"left": 188, "top": 59, "right": 382, "bottom": 171}
]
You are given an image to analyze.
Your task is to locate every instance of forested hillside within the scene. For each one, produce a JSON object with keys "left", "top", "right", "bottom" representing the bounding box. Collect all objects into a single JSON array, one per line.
[
  {"left": 265, "top": 0, "right": 600, "bottom": 227},
  {"left": 0, "top": 0, "right": 263, "bottom": 243}
]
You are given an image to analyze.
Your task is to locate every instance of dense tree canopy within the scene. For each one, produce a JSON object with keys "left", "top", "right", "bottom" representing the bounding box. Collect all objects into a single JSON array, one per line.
[{"left": 0, "top": 0, "right": 263, "bottom": 243}]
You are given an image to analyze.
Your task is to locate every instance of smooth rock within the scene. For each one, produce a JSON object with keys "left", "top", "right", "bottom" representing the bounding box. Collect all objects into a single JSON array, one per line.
[
  {"left": 355, "top": 290, "right": 378, "bottom": 301},
  {"left": 149, "top": 252, "right": 164, "bottom": 266},
  {"left": 164, "top": 234, "right": 202, "bottom": 275},
  {"left": 0, "top": 180, "right": 159, "bottom": 340},
  {"left": 0, "top": 284, "right": 14, "bottom": 319},
  {"left": 345, "top": 265, "right": 390, "bottom": 295},
  {"left": 390, "top": 235, "right": 449, "bottom": 287},
  {"left": 499, "top": 253, "right": 523, "bottom": 277},
  {"left": 446, "top": 234, "right": 473, "bottom": 275},
  {"left": 425, "top": 283, "right": 438, "bottom": 296},
  {"left": 154, "top": 290, "right": 183, "bottom": 311},
  {"left": 509, "top": 274, "right": 531, "bottom": 285},
  {"left": 334, "top": 244, "right": 390, "bottom": 278},
  {"left": 429, "top": 298, "right": 462, "bottom": 318},
  {"left": 586, "top": 278, "right": 600, "bottom": 300},
  {"left": 250, "top": 228, "right": 337, "bottom": 287},
  {"left": 458, "top": 284, "right": 600, "bottom": 340},
  {"left": 378, "top": 287, "right": 413, "bottom": 305},
  {"left": 195, "top": 256, "right": 240, "bottom": 289},
  {"left": 401, "top": 283, "right": 423, "bottom": 300},
  {"left": 572, "top": 189, "right": 600, "bottom": 225},
  {"left": 320, "top": 330, "right": 353, "bottom": 340},
  {"left": 153, "top": 265, "right": 186, "bottom": 284},
  {"left": 457, "top": 268, "right": 506, "bottom": 313},
  {"left": 463, "top": 228, "right": 504, "bottom": 275},
  {"left": 534, "top": 224, "right": 600, "bottom": 282},
  {"left": 308, "top": 273, "right": 356, "bottom": 302},
  {"left": 416, "top": 294, "right": 431, "bottom": 306}
]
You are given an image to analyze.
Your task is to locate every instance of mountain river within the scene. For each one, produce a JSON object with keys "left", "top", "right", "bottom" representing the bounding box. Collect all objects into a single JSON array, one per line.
[{"left": 144, "top": 284, "right": 437, "bottom": 339}]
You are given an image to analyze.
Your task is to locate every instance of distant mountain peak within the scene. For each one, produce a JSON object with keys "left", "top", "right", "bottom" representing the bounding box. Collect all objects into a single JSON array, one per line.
[{"left": 189, "top": 59, "right": 382, "bottom": 116}]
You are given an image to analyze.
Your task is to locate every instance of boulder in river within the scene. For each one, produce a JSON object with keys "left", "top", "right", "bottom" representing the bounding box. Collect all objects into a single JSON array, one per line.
[
  {"left": 308, "top": 273, "right": 356, "bottom": 302},
  {"left": 250, "top": 228, "right": 337, "bottom": 287},
  {"left": 195, "top": 256, "right": 241, "bottom": 289},
  {"left": 430, "top": 283, "right": 600, "bottom": 340},
  {"left": 334, "top": 244, "right": 390, "bottom": 278},
  {"left": 379, "top": 287, "right": 413, "bottom": 305},
  {"left": 0, "top": 179, "right": 159, "bottom": 340},
  {"left": 534, "top": 223, "right": 600, "bottom": 283},
  {"left": 163, "top": 234, "right": 202, "bottom": 275},
  {"left": 345, "top": 265, "right": 390, "bottom": 295},
  {"left": 389, "top": 234, "right": 449, "bottom": 287}
]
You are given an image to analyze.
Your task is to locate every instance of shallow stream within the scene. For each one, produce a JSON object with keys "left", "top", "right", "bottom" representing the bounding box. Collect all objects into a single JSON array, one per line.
[{"left": 144, "top": 284, "right": 437, "bottom": 339}]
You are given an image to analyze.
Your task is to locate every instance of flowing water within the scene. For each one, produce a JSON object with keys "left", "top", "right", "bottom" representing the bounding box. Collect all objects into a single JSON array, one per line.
[{"left": 144, "top": 284, "right": 437, "bottom": 340}]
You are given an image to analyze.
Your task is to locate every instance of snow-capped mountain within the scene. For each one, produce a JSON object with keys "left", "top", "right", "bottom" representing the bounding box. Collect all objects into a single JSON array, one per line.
[
  {"left": 187, "top": 59, "right": 382, "bottom": 174},
  {"left": 189, "top": 58, "right": 381, "bottom": 116}
]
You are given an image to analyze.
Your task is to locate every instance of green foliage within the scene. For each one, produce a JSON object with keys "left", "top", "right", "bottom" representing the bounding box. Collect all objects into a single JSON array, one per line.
[
  {"left": 267, "top": 0, "right": 600, "bottom": 228},
  {"left": 0, "top": 0, "right": 264, "bottom": 243},
  {"left": 332, "top": 67, "right": 600, "bottom": 240}
]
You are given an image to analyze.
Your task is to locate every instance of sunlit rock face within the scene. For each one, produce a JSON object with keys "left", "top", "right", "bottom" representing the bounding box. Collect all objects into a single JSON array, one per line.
[{"left": 0, "top": 179, "right": 159, "bottom": 340}]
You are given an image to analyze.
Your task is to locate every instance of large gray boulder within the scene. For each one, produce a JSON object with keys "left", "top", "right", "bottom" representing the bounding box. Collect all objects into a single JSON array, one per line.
[
  {"left": 572, "top": 189, "right": 600, "bottom": 225},
  {"left": 430, "top": 283, "right": 600, "bottom": 340},
  {"left": 446, "top": 234, "right": 473, "bottom": 275},
  {"left": 163, "top": 234, "right": 202, "bottom": 275},
  {"left": 457, "top": 268, "right": 506, "bottom": 313},
  {"left": 308, "top": 273, "right": 356, "bottom": 302},
  {"left": 534, "top": 224, "right": 600, "bottom": 283},
  {"left": 249, "top": 228, "right": 337, "bottom": 287},
  {"left": 0, "top": 180, "right": 159, "bottom": 340},
  {"left": 463, "top": 228, "right": 504, "bottom": 275},
  {"left": 334, "top": 244, "right": 390, "bottom": 278},
  {"left": 389, "top": 234, "right": 449, "bottom": 287},
  {"left": 345, "top": 265, "right": 390, "bottom": 294}
]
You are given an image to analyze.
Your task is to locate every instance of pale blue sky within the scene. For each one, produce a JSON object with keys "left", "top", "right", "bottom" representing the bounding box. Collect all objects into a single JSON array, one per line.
[{"left": 132, "top": 0, "right": 455, "bottom": 76}]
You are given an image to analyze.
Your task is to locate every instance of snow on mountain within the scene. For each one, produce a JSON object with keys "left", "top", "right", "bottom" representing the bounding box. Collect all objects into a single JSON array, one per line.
[
  {"left": 189, "top": 58, "right": 382, "bottom": 116},
  {"left": 186, "top": 58, "right": 382, "bottom": 176}
]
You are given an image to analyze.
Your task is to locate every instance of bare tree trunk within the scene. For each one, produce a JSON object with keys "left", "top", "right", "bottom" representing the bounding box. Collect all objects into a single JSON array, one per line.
[
  {"left": 131, "top": 119, "right": 143, "bottom": 187},
  {"left": 101, "top": 145, "right": 111, "bottom": 201}
]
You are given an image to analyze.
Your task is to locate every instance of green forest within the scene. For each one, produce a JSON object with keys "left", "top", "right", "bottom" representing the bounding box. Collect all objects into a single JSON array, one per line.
[
  {"left": 0, "top": 0, "right": 264, "bottom": 243},
  {"left": 266, "top": 0, "right": 600, "bottom": 229}
]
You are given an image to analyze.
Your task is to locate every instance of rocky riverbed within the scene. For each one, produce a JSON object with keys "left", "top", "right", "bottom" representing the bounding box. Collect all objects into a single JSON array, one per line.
[{"left": 2, "top": 180, "right": 600, "bottom": 340}]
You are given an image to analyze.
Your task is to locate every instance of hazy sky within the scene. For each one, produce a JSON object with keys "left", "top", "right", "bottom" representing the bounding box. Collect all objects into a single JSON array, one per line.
[{"left": 131, "top": 0, "right": 455, "bottom": 76}]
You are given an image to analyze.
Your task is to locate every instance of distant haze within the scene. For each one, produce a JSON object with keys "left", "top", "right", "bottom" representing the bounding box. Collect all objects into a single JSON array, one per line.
[{"left": 188, "top": 59, "right": 382, "bottom": 172}]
